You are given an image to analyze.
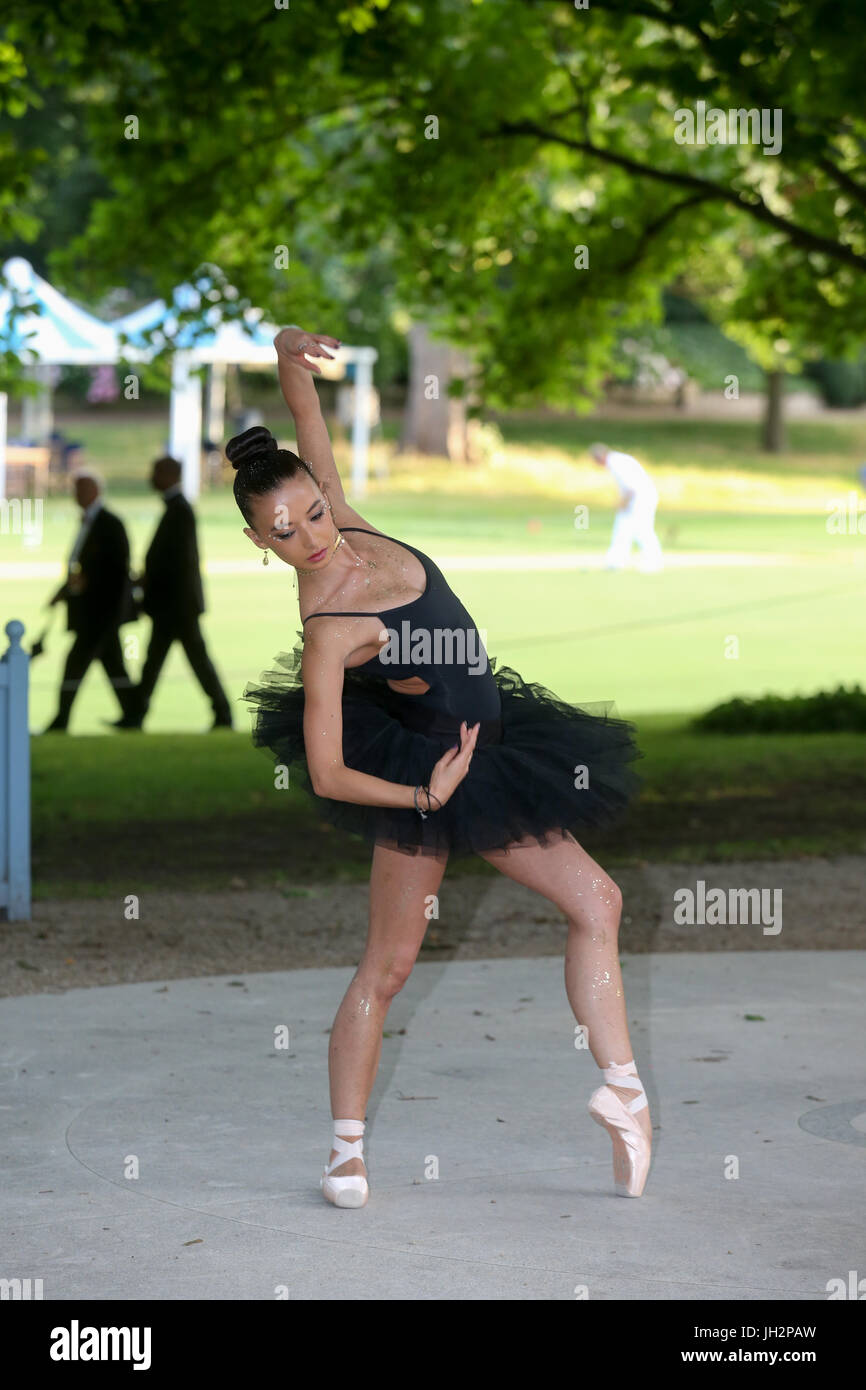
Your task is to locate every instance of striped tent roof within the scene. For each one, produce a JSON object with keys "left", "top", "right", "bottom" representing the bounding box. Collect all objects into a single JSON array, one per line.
[
  {"left": 111, "top": 278, "right": 282, "bottom": 364},
  {"left": 0, "top": 257, "right": 119, "bottom": 364}
]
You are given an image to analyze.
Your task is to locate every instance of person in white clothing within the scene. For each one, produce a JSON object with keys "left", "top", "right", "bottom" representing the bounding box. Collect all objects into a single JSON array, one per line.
[{"left": 589, "top": 443, "right": 663, "bottom": 571}]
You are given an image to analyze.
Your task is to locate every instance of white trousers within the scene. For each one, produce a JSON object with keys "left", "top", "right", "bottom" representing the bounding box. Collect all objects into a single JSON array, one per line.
[{"left": 605, "top": 498, "right": 663, "bottom": 570}]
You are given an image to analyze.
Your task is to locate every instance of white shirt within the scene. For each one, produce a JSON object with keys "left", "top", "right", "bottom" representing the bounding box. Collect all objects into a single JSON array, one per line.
[
  {"left": 162, "top": 483, "right": 183, "bottom": 501},
  {"left": 604, "top": 451, "right": 656, "bottom": 505},
  {"left": 69, "top": 496, "right": 104, "bottom": 569}
]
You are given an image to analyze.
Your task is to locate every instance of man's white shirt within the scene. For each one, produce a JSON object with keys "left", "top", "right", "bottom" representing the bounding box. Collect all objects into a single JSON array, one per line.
[{"left": 604, "top": 451, "right": 657, "bottom": 506}]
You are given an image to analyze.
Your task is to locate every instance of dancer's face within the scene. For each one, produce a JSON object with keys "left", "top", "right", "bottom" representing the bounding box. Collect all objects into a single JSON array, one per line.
[{"left": 243, "top": 475, "right": 334, "bottom": 569}]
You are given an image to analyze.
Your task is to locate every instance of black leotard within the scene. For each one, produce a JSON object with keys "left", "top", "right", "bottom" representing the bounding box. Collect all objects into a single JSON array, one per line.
[{"left": 301, "top": 527, "right": 501, "bottom": 723}]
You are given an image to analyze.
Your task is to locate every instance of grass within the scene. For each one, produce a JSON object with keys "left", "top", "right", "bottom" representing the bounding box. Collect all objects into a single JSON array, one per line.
[
  {"left": 15, "top": 507, "right": 866, "bottom": 728},
  {"left": 28, "top": 722, "right": 866, "bottom": 900},
  {"left": 5, "top": 408, "right": 866, "bottom": 895},
  {"left": 492, "top": 412, "right": 866, "bottom": 482}
]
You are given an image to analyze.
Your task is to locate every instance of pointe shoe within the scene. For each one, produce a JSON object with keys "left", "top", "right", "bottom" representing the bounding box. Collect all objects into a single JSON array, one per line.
[
  {"left": 320, "top": 1118, "right": 369, "bottom": 1208},
  {"left": 588, "top": 1059, "right": 651, "bottom": 1198}
]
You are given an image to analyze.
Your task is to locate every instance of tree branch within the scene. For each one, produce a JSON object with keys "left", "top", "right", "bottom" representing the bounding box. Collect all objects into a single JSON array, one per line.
[
  {"left": 816, "top": 155, "right": 866, "bottom": 211},
  {"left": 486, "top": 119, "right": 866, "bottom": 271},
  {"left": 613, "top": 193, "right": 715, "bottom": 274},
  {"left": 541, "top": 0, "right": 866, "bottom": 212}
]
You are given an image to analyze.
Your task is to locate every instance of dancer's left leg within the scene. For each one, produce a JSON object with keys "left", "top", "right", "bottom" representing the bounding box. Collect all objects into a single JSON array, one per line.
[{"left": 475, "top": 829, "right": 650, "bottom": 1133}]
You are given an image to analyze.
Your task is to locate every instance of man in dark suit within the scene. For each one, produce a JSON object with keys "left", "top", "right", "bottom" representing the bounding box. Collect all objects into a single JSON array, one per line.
[
  {"left": 120, "top": 455, "right": 232, "bottom": 730},
  {"left": 43, "top": 470, "right": 140, "bottom": 732}
]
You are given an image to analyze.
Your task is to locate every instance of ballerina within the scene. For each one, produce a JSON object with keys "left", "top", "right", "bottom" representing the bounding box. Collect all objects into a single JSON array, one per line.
[{"left": 230, "top": 325, "right": 652, "bottom": 1207}]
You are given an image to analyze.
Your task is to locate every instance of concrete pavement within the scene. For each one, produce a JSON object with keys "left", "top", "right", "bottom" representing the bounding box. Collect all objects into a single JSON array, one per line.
[{"left": 1, "top": 951, "right": 864, "bottom": 1300}]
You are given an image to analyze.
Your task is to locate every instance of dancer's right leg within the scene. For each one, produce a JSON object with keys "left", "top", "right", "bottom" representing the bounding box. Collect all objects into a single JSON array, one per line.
[{"left": 326, "top": 839, "right": 449, "bottom": 1177}]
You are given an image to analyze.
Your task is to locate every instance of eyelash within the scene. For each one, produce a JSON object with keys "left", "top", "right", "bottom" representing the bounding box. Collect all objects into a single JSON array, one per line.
[{"left": 274, "top": 508, "right": 325, "bottom": 540}]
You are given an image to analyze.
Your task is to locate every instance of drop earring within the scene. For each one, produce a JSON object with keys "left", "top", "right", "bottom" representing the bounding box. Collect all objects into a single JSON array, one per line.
[{"left": 262, "top": 551, "right": 269, "bottom": 566}]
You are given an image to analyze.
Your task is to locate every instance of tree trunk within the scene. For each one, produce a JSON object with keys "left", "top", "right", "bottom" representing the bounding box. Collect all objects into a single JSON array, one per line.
[
  {"left": 761, "top": 370, "right": 785, "bottom": 452},
  {"left": 398, "top": 321, "right": 479, "bottom": 460}
]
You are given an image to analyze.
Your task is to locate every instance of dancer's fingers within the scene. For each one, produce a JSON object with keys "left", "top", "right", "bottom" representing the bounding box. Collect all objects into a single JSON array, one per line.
[
  {"left": 295, "top": 340, "right": 336, "bottom": 373},
  {"left": 281, "top": 332, "right": 341, "bottom": 374},
  {"left": 458, "top": 721, "right": 480, "bottom": 763}
]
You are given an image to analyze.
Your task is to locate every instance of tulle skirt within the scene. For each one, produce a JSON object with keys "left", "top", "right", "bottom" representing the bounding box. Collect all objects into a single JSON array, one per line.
[{"left": 241, "top": 634, "right": 644, "bottom": 859}]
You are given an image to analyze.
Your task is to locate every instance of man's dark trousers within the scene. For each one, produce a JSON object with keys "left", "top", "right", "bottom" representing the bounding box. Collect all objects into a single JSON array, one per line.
[
  {"left": 53, "top": 623, "right": 139, "bottom": 728},
  {"left": 136, "top": 613, "right": 232, "bottom": 723}
]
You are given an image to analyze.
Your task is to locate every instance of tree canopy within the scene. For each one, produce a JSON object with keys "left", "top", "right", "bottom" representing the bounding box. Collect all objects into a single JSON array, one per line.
[{"left": 1, "top": 0, "right": 864, "bottom": 407}]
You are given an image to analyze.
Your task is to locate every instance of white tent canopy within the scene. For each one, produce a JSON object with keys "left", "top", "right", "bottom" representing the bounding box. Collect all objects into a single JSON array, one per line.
[
  {"left": 0, "top": 257, "right": 123, "bottom": 494},
  {"left": 0, "top": 256, "right": 119, "bottom": 363},
  {"left": 0, "top": 259, "right": 377, "bottom": 501}
]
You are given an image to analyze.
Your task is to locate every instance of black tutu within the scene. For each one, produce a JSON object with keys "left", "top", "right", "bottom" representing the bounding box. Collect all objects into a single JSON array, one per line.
[{"left": 241, "top": 633, "right": 644, "bottom": 859}]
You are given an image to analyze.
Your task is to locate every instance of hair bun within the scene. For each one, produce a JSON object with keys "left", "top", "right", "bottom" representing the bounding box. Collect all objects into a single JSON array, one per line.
[{"left": 225, "top": 426, "right": 279, "bottom": 470}]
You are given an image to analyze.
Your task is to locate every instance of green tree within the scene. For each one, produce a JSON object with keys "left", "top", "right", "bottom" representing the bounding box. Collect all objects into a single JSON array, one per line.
[{"left": 2, "top": 0, "right": 864, "bottom": 447}]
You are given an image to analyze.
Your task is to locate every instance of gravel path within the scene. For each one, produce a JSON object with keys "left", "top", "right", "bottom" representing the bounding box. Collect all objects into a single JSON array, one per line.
[{"left": 2, "top": 855, "right": 863, "bottom": 997}]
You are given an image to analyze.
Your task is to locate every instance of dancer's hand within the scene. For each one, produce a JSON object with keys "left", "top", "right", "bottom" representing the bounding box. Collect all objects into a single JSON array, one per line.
[
  {"left": 427, "top": 721, "right": 481, "bottom": 809},
  {"left": 273, "top": 327, "right": 342, "bottom": 374}
]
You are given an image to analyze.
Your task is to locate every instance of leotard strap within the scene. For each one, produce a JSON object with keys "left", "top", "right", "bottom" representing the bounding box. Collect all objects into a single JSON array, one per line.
[{"left": 301, "top": 528, "right": 428, "bottom": 625}]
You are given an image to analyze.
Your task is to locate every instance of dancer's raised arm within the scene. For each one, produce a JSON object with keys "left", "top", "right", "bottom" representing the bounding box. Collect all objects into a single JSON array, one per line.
[{"left": 273, "top": 326, "right": 347, "bottom": 506}]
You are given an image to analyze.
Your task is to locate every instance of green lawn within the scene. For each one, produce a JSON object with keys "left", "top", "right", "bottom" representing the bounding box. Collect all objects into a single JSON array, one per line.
[
  {"left": 28, "top": 723, "right": 866, "bottom": 900},
  {"left": 13, "top": 495, "right": 865, "bottom": 729},
  {"left": 4, "top": 409, "right": 865, "bottom": 893}
]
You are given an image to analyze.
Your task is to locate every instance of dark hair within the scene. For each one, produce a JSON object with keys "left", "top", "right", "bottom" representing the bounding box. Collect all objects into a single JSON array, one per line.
[
  {"left": 225, "top": 425, "right": 317, "bottom": 526},
  {"left": 152, "top": 454, "right": 182, "bottom": 482}
]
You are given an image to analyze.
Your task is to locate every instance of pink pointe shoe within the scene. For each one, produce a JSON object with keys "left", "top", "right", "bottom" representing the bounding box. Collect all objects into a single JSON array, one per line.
[
  {"left": 588, "top": 1059, "right": 651, "bottom": 1197},
  {"left": 320, "top": 1119, "right": 369, "bottom": 1208}
]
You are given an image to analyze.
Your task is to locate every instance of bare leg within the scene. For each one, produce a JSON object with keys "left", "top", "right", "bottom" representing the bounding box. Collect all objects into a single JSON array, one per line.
[
  {"left": 327, "top": 840, "right": 450, "bottom": 1177},
  {"left": 476, "top": 830, "right": 651, "bottom": 1145}
]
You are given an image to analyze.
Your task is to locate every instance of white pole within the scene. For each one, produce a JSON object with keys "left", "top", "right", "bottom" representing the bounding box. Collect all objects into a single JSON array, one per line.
[
  {"left": 169, "top": 352, "right": 187, "bottom": 477},
  {"left": 21, "top": 367, "right": 37, "bottom": 440},
  {"left": 208, "top": 362, "right": 227, "bottom": 443},
  {"left": 170, "top": 353, "right": 203, "bottom": 501},
  {"left": 187, "top": 368, "right": 203, "bottom": 500},
  {"left": 351, "top": 350, "right": 375, "bottom": 500},
  {"left": 41, "top": 364, "right": 54, "bottom": 441},
  {"left": 19, "top": 363, "right": 53, "bottom": 441}
]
